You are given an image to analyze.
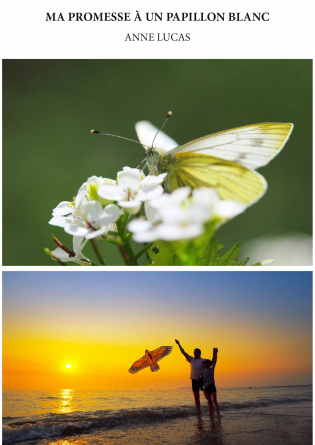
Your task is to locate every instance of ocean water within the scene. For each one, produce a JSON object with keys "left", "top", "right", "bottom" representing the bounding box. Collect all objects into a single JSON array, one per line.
[{"left": 2, "top": 386, "right": 312, "bottom": 445}]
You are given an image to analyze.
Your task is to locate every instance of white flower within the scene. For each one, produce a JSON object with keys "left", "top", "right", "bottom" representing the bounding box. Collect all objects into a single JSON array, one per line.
[
  {"left": 64, "top": 201, "right": 120, "bottom": 240},
  {"left": 49, "top": 201, "right": 74, "bottom": 227},
  {"left": 49, "top": 176, "right": 116, "bottom": 228},
  {"left": 191, "top": 188, "right": 245, "bottom": 219},
  {"left": 77, "top": 175, "right": 116, "bottom": 206},
  {"left": 98, "top": 167, "right": 166, "bottom": 214},
  {"left": 128, "top": 187, "right": 245, "bottom": 243},
  {"left": 51, "top": 237, "right": 91, "bottom": 266}
]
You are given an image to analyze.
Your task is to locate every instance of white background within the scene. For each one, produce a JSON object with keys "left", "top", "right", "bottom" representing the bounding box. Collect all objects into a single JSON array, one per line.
[
  {"left": 0, "top": 0, "right": 314, "bottom": 430},
  {"left": 1, "top": 0, "right": 314, "bottom": 59}
]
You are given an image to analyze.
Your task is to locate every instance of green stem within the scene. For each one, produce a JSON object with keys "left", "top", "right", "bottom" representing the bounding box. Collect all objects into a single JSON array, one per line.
[
  {"left": 44, "top": 248, "right": 67, "bottom": 266},
  {"left": 116, "top": 214, "right": 138, "bottom": 266},
  {"left": 51, "top": 234, "right": 75, "bottom": 257},
  {"left": 135, "top": 242, "right": 155, "bottom": 260},
  {"left": 90, "top": 239, "right": 106, "bottom": 265},
  {"left": 104, "top": 238, "right": 121, "bottom": 246}
]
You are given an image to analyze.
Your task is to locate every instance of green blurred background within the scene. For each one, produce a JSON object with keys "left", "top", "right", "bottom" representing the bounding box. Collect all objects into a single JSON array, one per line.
[{"left": 3, "top": 60, "right": 312, "bottom": 265}]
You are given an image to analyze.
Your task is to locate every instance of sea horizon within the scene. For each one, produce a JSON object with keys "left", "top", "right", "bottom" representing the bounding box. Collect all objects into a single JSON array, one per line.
[
  {"left": 3, "top": 385, "right": 312, "bottom": 444},
  {"left": 4, "top": 383, "right": 312, "bottom": 390}
]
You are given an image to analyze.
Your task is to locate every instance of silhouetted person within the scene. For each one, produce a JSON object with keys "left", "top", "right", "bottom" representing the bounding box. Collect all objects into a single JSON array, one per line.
[
  {"left": 202, "top": 349, "right": 220, "bottom": 416},
  {"left": 175, "top": 339, "right": 216, "bottom": 415}
]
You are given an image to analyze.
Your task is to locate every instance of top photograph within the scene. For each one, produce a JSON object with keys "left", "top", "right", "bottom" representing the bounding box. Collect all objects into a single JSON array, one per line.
[{"left": 3, "top": 59, "right": 312, "bottom": 266}]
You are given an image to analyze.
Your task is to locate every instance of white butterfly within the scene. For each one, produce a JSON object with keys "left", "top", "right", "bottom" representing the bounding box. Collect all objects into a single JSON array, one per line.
[{"left": 135, "top": 120, "right": 293, "bottom": 205}]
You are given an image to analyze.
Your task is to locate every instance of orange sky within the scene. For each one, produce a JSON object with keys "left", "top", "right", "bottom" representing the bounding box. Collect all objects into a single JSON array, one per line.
[{"left": 2, "top": 272, "right": 312, "bottom": 389}]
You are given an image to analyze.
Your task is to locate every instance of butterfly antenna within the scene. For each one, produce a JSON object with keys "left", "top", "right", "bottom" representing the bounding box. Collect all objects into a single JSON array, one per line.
[
  {"left": 91, "top": 130, "right": 149, "bottom": 150},
  {"left": 151, "top": 111, "right": 173, "bottom": 149}
]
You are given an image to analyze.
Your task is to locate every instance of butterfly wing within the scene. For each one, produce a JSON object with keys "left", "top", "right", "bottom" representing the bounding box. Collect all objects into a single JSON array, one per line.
[
  {"left": 168, "top": 153, "right": 267, "bottom": 205},
  {"left": 128, "top": 354, "right": 151, "bottom": 374},
  {"left": 169, "top": 123, "right": 293, "bottom": 170},
  {"left": 151, "top": 346, "right": 173, "bottom": 363},
  {"left": 135, "top": 121, "right": 178, "bottom": 153}
]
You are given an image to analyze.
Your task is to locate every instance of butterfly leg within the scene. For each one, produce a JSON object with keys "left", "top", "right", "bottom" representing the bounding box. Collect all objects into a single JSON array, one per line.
[
  {"left": 137, "top": 156, "right": 148, "bottom": 172},
  {"left": 149, "top": 165, "right": 157, "bottom": 175},
  {"left": 164, "top": 172, "right": 169, "bottom": 191}
]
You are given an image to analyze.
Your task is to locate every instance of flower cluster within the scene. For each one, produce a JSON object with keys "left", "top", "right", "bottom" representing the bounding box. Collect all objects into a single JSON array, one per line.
[
  {"left": 97, "top": 167, "right": 166, "bottom": 214},
  {"left": 48, "top": 167, "right": 245, "bottom": 266},
  {"left": 48, "top": 168, "right": 166, "bottom": 264},
  {"left": 128, "top": 187, "right": 245, "bottom": 242}
]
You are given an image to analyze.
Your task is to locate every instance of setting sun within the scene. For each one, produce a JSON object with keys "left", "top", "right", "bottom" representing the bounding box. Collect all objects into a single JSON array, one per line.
[{"left": 66, "top": 364, "right": 72, "bottom": 369}]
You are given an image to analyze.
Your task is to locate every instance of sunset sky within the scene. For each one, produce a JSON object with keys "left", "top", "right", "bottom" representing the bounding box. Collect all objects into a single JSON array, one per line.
[{"left": 3, "top": 272, "right": 312, "bottom": 389}]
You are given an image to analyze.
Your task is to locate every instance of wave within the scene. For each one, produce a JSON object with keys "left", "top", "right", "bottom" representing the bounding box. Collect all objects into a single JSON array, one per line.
[{"left": 3, "top": 397, "right": 311, "bottom": 444}]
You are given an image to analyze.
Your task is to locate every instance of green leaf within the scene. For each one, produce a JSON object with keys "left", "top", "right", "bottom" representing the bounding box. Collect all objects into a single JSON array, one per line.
[
  {"left": 196, "top": 236, "right": 220, "bottom": 265},
  {"left": 173, "top": 255, "right": 182, "bottom": 266},
  {"left": 215, "top": 241, "right": 248, "bottom": 266},
  {"left": 147, "top": 236, "right": 272, "bottom": 266},
  {"left": 147, "top": 241, "right": 178, "bottom": 266}
]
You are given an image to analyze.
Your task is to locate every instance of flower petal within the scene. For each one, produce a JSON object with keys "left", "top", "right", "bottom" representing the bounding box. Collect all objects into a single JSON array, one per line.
[
  {"left": 170, "top": 187, "right": 191, "bottom": 204},
  {"left": 158, "top": 206, "right": 186, "bottom": 224},
  {"left": 51, "top": 246, "right": 91, "bottom": 265},
  {"left": 73, "top": 236, "right": 88, "bottom": 255},
  {"left": 81, "top": 201, "right": 103, "bottom": 223},
  {"left": 157, "top": 223, "right": 203, "bottom": 241},
  {"left": 52, "top": 201, "right": 72, "bottom": 216},
  {"left": 85, "top": 226, "right": 108, "bottom": 240},
  {"left": 141, "top": 173, "right": 167, "bottom": 186},
  {"left": 214, "top": 201, "right": 245, "bottom": 219},
  {"left": 192, "top": 187, "right": 220, "bottom": 205},
  {"left": 98, "top": 204, "right": 121, "bottom": 226},
  {"left": 118, "top": 200, "right": 142, "bottom": 214},
  {"left": 65, "top": 225, "right": 89, "bottom": 237},
  {"left": 128, "top": 218, "right": 153, "bottom": 233},
  {"left": 185, "top": 204, "right": 212, "bottom": 223},
  {"left": 155, "top": 224, "right": 184, "bottom": 241},
  {"left": 49, "top": 216, "right": 68, "bottom": 227},
  {"left": 132, "top": 228, "right": 158, "bottom": 243},
  {"left": 117, "top": 169, "right": 141, "bottom": 193},
  {"left": 144, "top": 201, "right": 160, "bottom": 223},
  {"left": 136, "top": 184, "right": 164, "bottom": 202},
  {"left": 98, "top": 184, "right": 126, "bottom": 201},
  {"left": 75, "top": 189, "right": 87, "bottom": 209},
  {"left": 51, "top": 247, "right": 72, "bottom": 261},
  {"left": 149, "top": 187, "right": 191, "bottom": 210}
]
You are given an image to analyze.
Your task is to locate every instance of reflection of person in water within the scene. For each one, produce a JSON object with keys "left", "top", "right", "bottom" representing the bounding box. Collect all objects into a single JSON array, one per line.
[
  {"left": 175, "top": 339, "right": 216, "bottom": 415},
  {"left": 202, "top": 349, "right": 220, "bottom": 416}
]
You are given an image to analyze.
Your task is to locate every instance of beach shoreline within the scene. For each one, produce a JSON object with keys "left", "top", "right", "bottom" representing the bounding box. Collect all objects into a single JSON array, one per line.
[{"left": 3, "top": 387, "right": 312, "bottom": 445}]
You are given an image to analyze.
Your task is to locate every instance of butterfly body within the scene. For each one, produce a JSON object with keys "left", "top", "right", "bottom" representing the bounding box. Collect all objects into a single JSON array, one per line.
[
  {"left": 136, "top": 121, "right": 293, "bottom": 206},
  {"left": 146, "top": 148, "right": 171, "bottom": 174}
]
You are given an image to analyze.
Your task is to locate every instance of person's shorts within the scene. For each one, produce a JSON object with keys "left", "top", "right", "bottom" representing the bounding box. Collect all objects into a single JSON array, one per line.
[
  {"left": 205, "top": 383, "right": 216, "bottom": 394},
  {"left": 192, "top": 379, "right": 204, "bottom": 391}
]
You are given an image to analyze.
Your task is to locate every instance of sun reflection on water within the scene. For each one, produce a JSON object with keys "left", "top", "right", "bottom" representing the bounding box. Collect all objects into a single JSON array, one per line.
[{"left": 58, "top": 389, "right": 73, "bottom": 414}]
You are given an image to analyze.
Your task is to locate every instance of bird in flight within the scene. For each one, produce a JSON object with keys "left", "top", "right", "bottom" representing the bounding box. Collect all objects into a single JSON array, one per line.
[{"left": 128, "top": 346, "right": 173, "bottom": 374}]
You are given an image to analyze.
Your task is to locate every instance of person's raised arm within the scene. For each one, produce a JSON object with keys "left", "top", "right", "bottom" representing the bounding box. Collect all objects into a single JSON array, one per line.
[
  {"left": 212, "top": 348, "right": 218, "bottom": 368},
  {"left": 175, "top": 339, "right": 189, "bottom": 359}
]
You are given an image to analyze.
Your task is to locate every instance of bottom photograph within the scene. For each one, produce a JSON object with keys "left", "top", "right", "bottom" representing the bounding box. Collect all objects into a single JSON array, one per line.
[{"left": 2, "top": 271, "right": 312, "bottom": 445}]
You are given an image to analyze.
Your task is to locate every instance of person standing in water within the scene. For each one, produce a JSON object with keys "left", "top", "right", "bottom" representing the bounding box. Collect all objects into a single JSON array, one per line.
[
  {"left": 175, "top": 339, "right": 215, "bottom": 415},
  {"left": 202, "top": 348, "right": 220, "bottom": 416}
]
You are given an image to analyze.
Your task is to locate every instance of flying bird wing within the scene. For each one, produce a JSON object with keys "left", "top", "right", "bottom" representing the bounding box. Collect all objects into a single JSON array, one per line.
[
  {"left": 151, "top": 346, "right": 173, "bottom": 363},
  {"left": 128, "top": 354, "right": 151, "bottom": 374}
]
